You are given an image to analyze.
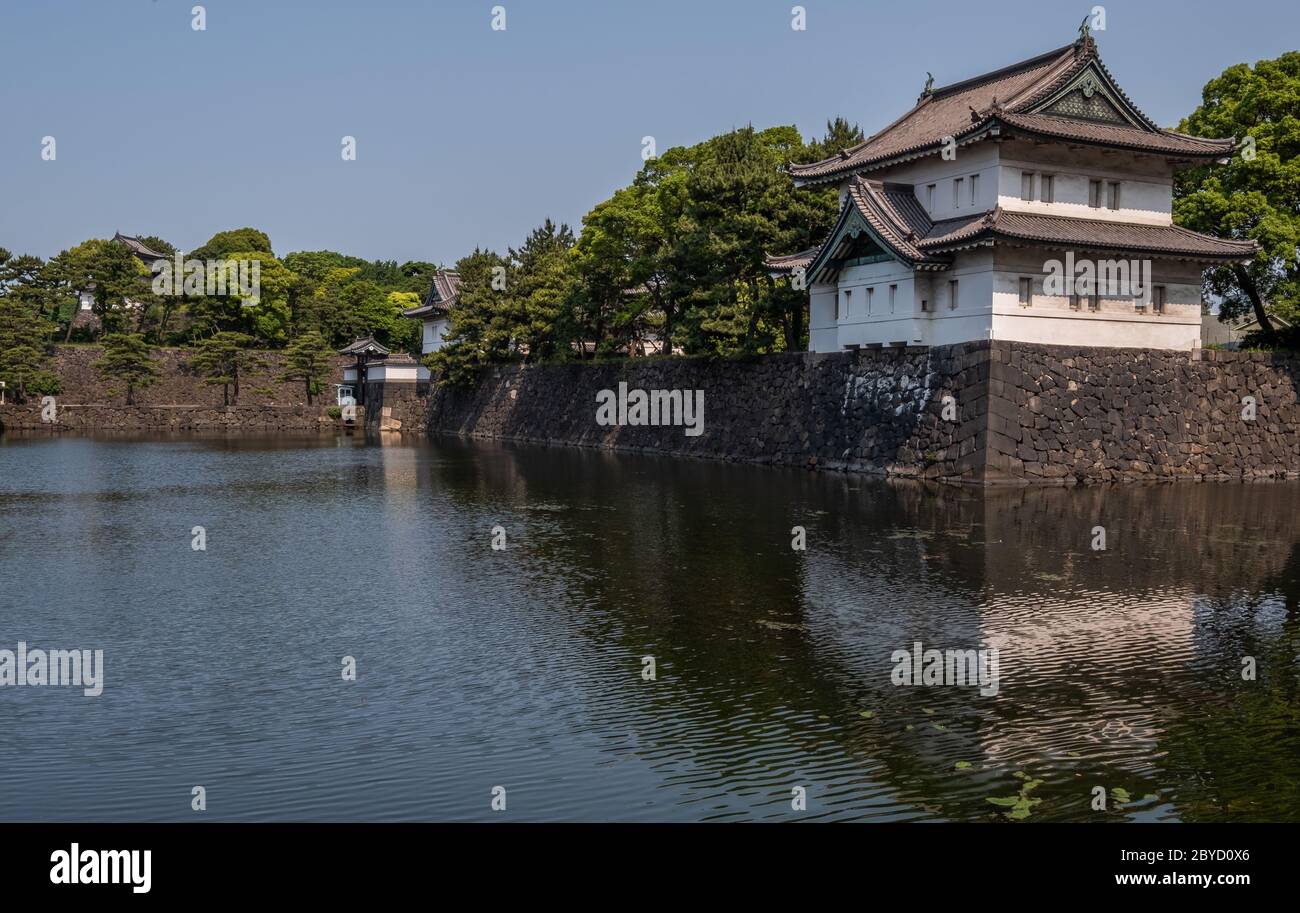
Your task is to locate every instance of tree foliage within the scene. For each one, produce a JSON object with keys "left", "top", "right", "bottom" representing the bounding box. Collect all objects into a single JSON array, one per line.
[
  {"left": 0, "top": 248, "right": 60, "bottom": 402},
  {"left": 279, "top": 330, "right": 335, "bottom": 404},
  {"left": 1174, "top": 52, "right": 1300, "bottom": 345},
  {"left": 92, "top": 333, "right": 159, "bottom": 406},
  {"left": 190, "top": 331, "right": 263, "bottom": 406}
]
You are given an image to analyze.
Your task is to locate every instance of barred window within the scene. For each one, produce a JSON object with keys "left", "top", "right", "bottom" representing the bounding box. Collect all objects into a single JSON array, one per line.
[{"left": 1019, "top": 277, "right": 1033, "bottom": 307}]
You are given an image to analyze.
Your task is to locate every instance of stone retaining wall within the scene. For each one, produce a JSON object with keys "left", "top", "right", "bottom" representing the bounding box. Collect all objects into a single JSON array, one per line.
[
  {"left": 371, "top": 345, "right": 993, "bottom": 479},
  {"left": 0, "top": 403, "right": 337, "bottom": 433},
  {"left": 359, "top": 341, "right": 1300, "bottom": 484},
  {"left": 986, "top": 343, "right": 1300, "bottom": 482},
  {"left": 10, "top": 344, "right": 350, "bottom": 407}
]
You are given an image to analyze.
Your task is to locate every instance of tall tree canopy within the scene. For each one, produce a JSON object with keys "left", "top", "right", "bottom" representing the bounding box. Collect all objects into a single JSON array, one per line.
[{"left": 1174, "top": 52, "right": 1300, "bottom": 344}]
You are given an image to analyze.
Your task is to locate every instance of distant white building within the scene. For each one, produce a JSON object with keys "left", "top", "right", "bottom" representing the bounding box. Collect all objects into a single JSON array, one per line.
[
  {"left": 402, "top": 269, "right": 461, "bottom": 355},
  {"left": 71, "top": 232, "right": 169, "bottom": 333},
  {"left": 770, "top": 28, "right": 1256, "bottom": 352},
  {"left": 338, "top": 336, "right": 429, "bottom": 406}
]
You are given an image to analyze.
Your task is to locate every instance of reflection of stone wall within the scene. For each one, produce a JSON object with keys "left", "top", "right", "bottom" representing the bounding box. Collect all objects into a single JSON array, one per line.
[
  {"left": 403, "top": 346, "right": 993, "bottom": 479},
  {"left": 387, "top": 341, "right": 1300, "bottom": 484}
]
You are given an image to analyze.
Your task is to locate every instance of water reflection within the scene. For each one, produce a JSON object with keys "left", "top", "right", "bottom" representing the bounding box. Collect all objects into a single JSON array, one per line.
[{"left": 1, "top": 432, "right": 1297, "bottom": 821}]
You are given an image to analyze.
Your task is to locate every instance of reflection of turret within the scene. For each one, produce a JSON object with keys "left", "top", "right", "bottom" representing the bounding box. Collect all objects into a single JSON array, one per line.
[{"left": 416, "top": 439, "right": 1300, "bottom": 821}]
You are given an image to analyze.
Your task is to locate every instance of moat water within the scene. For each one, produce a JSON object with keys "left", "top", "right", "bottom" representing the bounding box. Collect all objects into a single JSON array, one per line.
[{"left": 1, "top": 432, "right": 1298, "bottom": 821}]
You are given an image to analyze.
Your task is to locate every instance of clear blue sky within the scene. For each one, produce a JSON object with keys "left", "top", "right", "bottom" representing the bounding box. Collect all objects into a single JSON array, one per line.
[{"left": 1, "top": 0, "right": 1295, "bottom": 265}]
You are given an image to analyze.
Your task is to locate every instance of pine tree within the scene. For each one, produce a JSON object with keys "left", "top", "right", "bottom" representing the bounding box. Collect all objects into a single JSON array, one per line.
[
  {"left": 279, "top": 330, "right": 334, "bottom": 404},
  {"left": 190, "top": 332, "right": 263, "bottom": 406},
  {"left": 92, "top": 333, "right": 159, "bottom": 406}
]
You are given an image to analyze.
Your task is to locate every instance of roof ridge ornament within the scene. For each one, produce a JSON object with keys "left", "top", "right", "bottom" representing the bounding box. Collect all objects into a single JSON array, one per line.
[
  {"left": 1074, "top": 17, "right": 1097, "bottom": 56},
  {"left": 922, "top": 72, "right": 934, "bottom": 96}
]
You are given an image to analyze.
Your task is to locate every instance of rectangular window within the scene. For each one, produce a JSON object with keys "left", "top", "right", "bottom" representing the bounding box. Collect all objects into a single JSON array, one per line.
[
  {"left": 1089, "top": 179, "right": 1103, "bottom": 208},
  {"left": 953, "top": 177, "right": 964, "bottom": 208},
  {"left": 926, "top": 184, "right": 936, "bottom": 209},
  {"left": 1021, "top": 171, "right": 1034, "bottom": 202},
  {"left": 949, "top": 279, "right": 959, "bottom": 310},
  {"left": 1153, "top": 285, "right": 1166, "bottom": 315},
  {"left": 1018, "top": 277, "right": 1033, "bottom": 308},
  {"left": 921, "top": 299, "right": 929, "bottom": 313},
  {"left": 1107, "top": 181, "right": 1121, "bottom": 210},
  {"left": 866, "top": 286, "right": 874, "bottom": 314},
  {"left": 970, "top": 173, "right": 979, "bottom": 205},
  {"left": 1040, "top": 174, "right": 1054, "bottom": 204},
  {"left": 889, "top": 284, "right": 898, "bottom": 313},
  {"left": 839, "top": 288, "right": 850, "bottom": 319}
]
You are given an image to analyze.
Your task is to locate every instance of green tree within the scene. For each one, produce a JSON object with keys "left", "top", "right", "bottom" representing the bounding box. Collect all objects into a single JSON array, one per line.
[
  {"left": 45, "top": 239, "right": 153, "bottom": 339},
  {"left": 92, "top": 333, "right": 159, "bottom": 406},
  {"left": 190, "top": 331, "right": 263, "bottom": 406},
  {"left": 424, "top": 248, "right": 510, "bottom": 385},
  {"left": 188, "top": 227, "right": 273, "bottom": 261},
  {"left": 183, "top": 251, "right": 298, "bottom": 345},
  {"left": 572, "top": 184, "right": 674, "bottom": 356},
  {"left": 278, "top": 330, "right": 334, "bottom": 404},
  {"left": 677, "top": 125, "right": 838, "bottom": 353},
  {"left": 508, "top": 219, "right": 576, "bottom": 361},
  {"left": 283, "top": 250, "right": 369, "bottom": 283},
  {"left": 799, "top": 117, "right": 866, "bottom": 163},
  {"left": 1174, "top": 52, "right": 1300, "bottom": 344},
  {"left": 0, "top": 267, "right": 59, "bottom": 403}
]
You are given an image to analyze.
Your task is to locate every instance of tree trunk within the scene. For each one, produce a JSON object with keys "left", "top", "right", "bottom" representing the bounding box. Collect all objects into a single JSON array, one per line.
[
  {"left": 126, "top": 383, "right": 135, "bottom": 406},
  {"left": 1233, "top": 265, "right": 1274, "bottom": 341},
  {"left": 305, "top": 378, "right": 313, "bottom": 405},
  {"left": 232, "top": 365, "right": 240, "bottom": 405},
  {"left": 222, "top": 383, "right": 230, "bottom": 407},
  {"left": 158, "top": 300, "right": 175, "bottom": 343}
]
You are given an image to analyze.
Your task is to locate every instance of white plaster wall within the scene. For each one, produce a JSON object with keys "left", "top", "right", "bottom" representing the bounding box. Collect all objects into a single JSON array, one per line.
[
  {"left": 997, "top": 141, "right": 1174, "bottom": 226},
  {"left": 834, "top": 260, "right": 918, "bottom": 348},
  {"left": 871, "top": 143, "right": 1000, "bottom": 222},
  {"left": 369, "top": 364, "right": 431, "bottom": 383},
  {"left": 808, "top": 285, "right": 839, "bottom": 351},
  {"left": 423, "top": 317, "right": 451, "bottom": 354},
  {"left": 922, "top": 249, "right": 996, "bottom": 346},
  {"left": 990, "top": 247, "right": 1203, "bottom": 349}
]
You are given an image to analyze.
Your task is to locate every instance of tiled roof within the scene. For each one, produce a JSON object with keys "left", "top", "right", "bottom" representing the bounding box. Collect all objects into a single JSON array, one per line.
[
  {"left": 112, "top": 232, "right": 168, "bottom": 263},
  {"left": 927, "top": 209, "right": 1259, "bottom": 260},
  {"left": 769, "top": 178, "right": 1256, "bottom": 275},
  {"left": 791, "top": 176, "right": 953, "bottom": 280},
  {"left": 764, "top": 248, "right": 819, "bottom": 273},
  {"left": 338, "top": 336, "right": 391, "bottom": 356},
  {"left": 995, "top": 112, "right": 1232, "bottom": 156},
  {"left": 403, "top": 269, "right": 462, "bottom": 318},
  {"left": 789, "top": 39, "right": 1233, "bottom": 184}
]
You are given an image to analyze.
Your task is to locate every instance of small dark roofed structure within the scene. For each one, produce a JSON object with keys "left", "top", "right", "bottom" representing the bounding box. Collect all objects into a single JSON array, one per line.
[
  {"left": 338, "top": 336, "right": 390, "bottom": 357},
  {"left": 401, "top": 269, "right": 462, "bottom": 320},
  {"left": 112, "top": 232, "right": 168, "bottom": 265},
  {"left": 337, "top": 337, "right": 391, "bottom": 405}
]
